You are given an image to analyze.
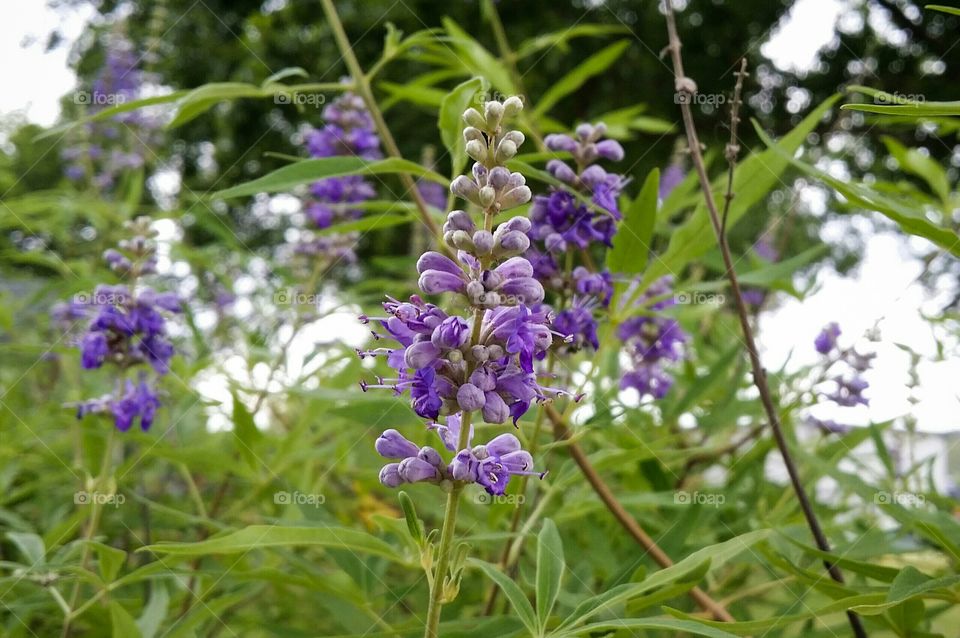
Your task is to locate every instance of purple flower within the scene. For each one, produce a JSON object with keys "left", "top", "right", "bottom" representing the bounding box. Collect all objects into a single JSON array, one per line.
[
  {"left": 617, "top": 276, "right": 687, "bottom": 400},
  {"left": 111, "top": 378, "right": 161, "bottom": 432},
  {"left": 297, "top": 90, "right": 381, "bottom": 260},
  {"left": 815, "top": 322, "right": 841, "bottom": 355},
  {"left": 659, "top": 164, "right": 685, "bottom": 200}
]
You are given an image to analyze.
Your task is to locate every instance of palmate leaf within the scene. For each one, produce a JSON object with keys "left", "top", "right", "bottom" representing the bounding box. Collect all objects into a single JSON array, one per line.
[{"left": 212, "top": 157, "right": 447, "bottom": 199}]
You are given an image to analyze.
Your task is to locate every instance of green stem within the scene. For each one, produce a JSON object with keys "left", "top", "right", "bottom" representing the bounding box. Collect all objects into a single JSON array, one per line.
[
  {"left": 319, "top": 0, "right": 444, "bottom": 246},
  {"left": 62, "top": 428, "right": 116, "bottom": 637}
]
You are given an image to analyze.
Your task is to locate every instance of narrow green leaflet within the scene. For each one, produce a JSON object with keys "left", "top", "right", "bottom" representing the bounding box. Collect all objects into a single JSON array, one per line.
[
  {"left": 439, "top": 77, "right": 485, "bottom": 178},
  {"left": 440, "top": 18, "right": 515, "bottom": 94},
  {"left": 532, "top": 40, "right": 630, "bottom": 118},
  {"left": 136, "top": 584, "right": 169, "bottom": 638},
  {"left": 536, "top": 519, "right": 564, "bottom": 630},
  {"left": 881, "top": 135, "right": 951, "bottom": 203},
  {"left": 643, "top": 94, "right": 841, "bottom": 287},
  {"left": 842, "top": 85, "right": 960, "bottom": 117},
  {"left": 607, "top": 168, "right": 659, "bottom": 276},
  {"left": 140, "top": 525, "right": 405, "bottom": 563},
  {"left": 469, "top": 559, "right": 539, "bottom": 636},
  {"left": 927, "top": 4, "right": 960, "bottom": 16},
  {"left": 736, "top": 244, "right": 830, "bottom": 287},
  {"left": 561, "top": 618, "right": 739, "bottom": 637},
  {"left": 515, "top": 24, "right": 629, "bottom": 60},
  {"left": 231, "top": 390, "right": 263, "bottom": 470},
  {"left": 754, "top": 122, "right": 960, "bottom": 257},
  {"left": 110, "top": 601, "right": 142, "bottom": 638},
  {"left": 213, "top": 157, "right": 447, "bottom": 199}
]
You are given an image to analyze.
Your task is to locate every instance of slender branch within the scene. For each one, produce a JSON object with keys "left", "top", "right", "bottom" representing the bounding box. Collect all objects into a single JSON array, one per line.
[
  {"left": 720, "top": 58, "right": 747, "bottom": 236},
  {"left": 662, "top": 4, "right": 866, "bottom": 637},
  {"left": 319, "top": 0, "right": 444, "bottom": 245},
  {"left": 546, "top": 405, "right": 734, "bottom": 622}
]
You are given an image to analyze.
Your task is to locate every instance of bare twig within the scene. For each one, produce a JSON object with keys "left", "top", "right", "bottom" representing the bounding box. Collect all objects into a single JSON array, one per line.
[
  {"left": 720, "top": 58, "right": 747, "bottom": 236},
  {"left": 662, "top": 3, "right": 867, "bottom": 636},
  {"left": 547, "top": 405, "right": 734, "bottom": 623}
]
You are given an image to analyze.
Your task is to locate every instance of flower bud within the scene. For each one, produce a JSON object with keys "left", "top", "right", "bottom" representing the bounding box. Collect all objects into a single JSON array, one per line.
[
  {"left": 498, "top": 185, "right": 532, "bottom": 210},
  {"left": 463, "top": 126, "right": 483, "bottom": 143},
  {"left": 398, "top": 457, "right": 440, "bottom": 483},
  {"left": 432, "top": 316, "right": 470, "bottom": 349},
  {"left": 499, "top": 216, "right": 532, "bottom": 234},
  {"left": 495, "top": 230, "right": 530, "bottom": 256},
  {"left": 487, "top": 167, "right": 511, "bottom": 190},
  {"left": 376, "top": 429, "right": 420, "bottom": 459},
  {"left": 481, "top": 392, "right": 509, "bottom": 424},
  {"left": 473, "top": 230, "right": 495, "bottom": 255},
  {"left": 462, "top": 107, "right": 486, "bottom": 129},
  {"left": 470, "top": 366, "right": 497, "bottom": 391},
  {"left": 502, "top": 95, "right": 523, "bottom": 117},
  {"left": 486, "top": 433, "right": 522, "bottom": 456},
  {"left": 545, "top": 233, "right": 566, "bottom": 253},
  {"left": 419, "top": 270, "right": 465, "bottom": 295},
  {"left": 405, "top": 341, "right": 441, "bottom": 369},
  {"left": 418, "top": 446, "right": 443, "bottom": 467},
  {"left": 500, "top": 278, "right": 544, "bottom": 304},
  {"left": 451, "top": 229, "right": 474, "bottom": 251},
  {"left": 466, "top": 140, "right": 487, "bottom": 163},
  {"left": 471, "top": 345, "right": 489, "bottom": 362},
  {"left": 457, "top": 383, "right": 486, "bottom": 412},
  {"left": 547, "top": 159, "right": 576, "bottom": 183},
  {"left": 484, "top": 101, "right": 504, "bottom": 129},
  {"left": 479, "top": 186, "right": 496, "bottom": 208},
  {"left": 545, "top": 134, "right": 577, "bottom": 152},
  {"left": 379, "top": 463, "right": 404, "bottom": 487},
  {"left": 495, "top": 140, "right": 517, "bottom": 162},
  {"left": 502, "top": 130, "right": 525, "bottom": 147},
  {"left": 444, "top": 209, "right": 475, "bottom": 233},
  {"left": 486, "top": 344, "right": 505, "bottom": 359},
  {"left": 466, "top": 280, "right": 485, "bottom": 304},
  {"left": 494, "top": 256, "right": 534, "bottom": 280},
  {"left": 417, "top": 251, "right": 462, "bottom": 276},
  {"left": 450, "top": 175, "right": 480, "bottom": 205},
  {"left": 596, "top": 139, "right": 624, "bottom": 161}
]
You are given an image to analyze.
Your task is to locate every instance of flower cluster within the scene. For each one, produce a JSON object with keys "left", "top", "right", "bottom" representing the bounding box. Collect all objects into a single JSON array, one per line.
[
  {"left": 528, "top": 123, "right": 625, "bottom": 277},
  {"left": 53, "top": 217, "right": 180, "bottom": 431},
  {"left": 520, "top": 123, "right": 624, "bottom": 352},
  {"left": 376, "top": 415, "right": 543, "bottom": 495},
  {"left": 296, "top": 91, "right": 381, "bottom": 262},
  {"left": 62, "top": 35, "right": 163, "bottom": 191},
  {"left": 616, "top": 276, "right": 686, "bottom": 400},
  {"left": 814, "top": 322, "right": 873, "bottom": 407},
  {"left": 364, "top": 96, "right": 556, "bottom": 496}
]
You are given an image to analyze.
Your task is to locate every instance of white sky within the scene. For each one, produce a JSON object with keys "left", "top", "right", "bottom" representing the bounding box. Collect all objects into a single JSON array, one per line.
[{"left": 0, "top": 0, "right": 956, "bottom": 435}]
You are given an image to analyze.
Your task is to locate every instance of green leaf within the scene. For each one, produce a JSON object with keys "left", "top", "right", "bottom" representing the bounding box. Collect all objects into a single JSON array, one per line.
[
  {"left": 927, "top": 4, "right": 960, "bottom": 16},
  {"left": 439, "top": 77, "right": 484, "bottom": 178},
  {"left": 136, "top": 583, "right": 169, "bottom": 638},
  {"left": 515, "top": 24, "right": 629, "bottom": 60},
  {"left": 315, "top": 213, "right": 412, "bottom": 236},
  {"left": 231, "top": 390, "right": 263, "bottom": 471},
  {"left": 881, "top": 136, "right": 951, "bottom": 203},
  {"left": 262, "top": 67, "right": 309, "bottom": 87},
  {"left": 398, "top": 492, "right": 424, "bottom": 546},
  {"left": 842, "top": 85, "right": 960, "bottom": 117},
  {"left": 110, "top": 601, "right": 142, "bottom": 638},
  {"left": 213, "top": 157, "right": 447, "bottom": 199},
  {"left": 643, "top": 94, "right": 841, "bottom": 287},
  {"left": 6, "top": 532, "right": 44, "bottom": 565},
  {"left": 754, "top": 122, "right": 960, "bottom": 257},
  {"left": 737, "top": 244, "right": 830, "bottom": 286},
  {"left": 469, "top": 559, "right": 538, "bottom": 636},
  {"left": 535, "top": 519, "right": 564, "bottom": 630},
  {"left": 607, "top": 168, "right": 658, "bottom": 276},
  {"left": 441, "top": 18, "right": 515, "bottom": 94},
  {"left": 91, "top": 542, "right": 127, "bottom": 583},
  {"left": 532, "top": 40, "right": 630, "bottom": 117},
  {"left": 140, "top": 525, "right": 404, "bottom": 563},
  {"left": 562, "top": 618, "right": 739, "bottom": 637}
]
